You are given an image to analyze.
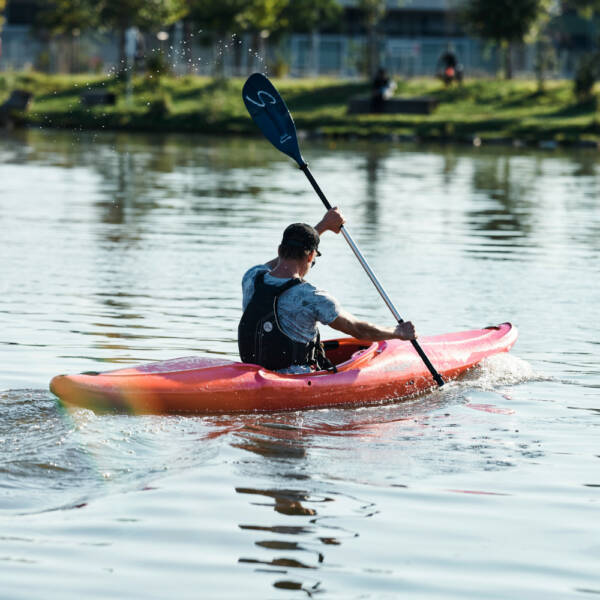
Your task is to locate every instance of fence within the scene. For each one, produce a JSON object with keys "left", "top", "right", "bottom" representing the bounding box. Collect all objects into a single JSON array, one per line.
[{"left": 0, "top": 25, "right": 584, "bottom": 80}]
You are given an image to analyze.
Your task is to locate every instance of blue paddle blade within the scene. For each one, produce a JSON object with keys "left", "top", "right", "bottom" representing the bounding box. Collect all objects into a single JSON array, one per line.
[{"left": 242, "top": 73, "right": 305, "bottom": 166}]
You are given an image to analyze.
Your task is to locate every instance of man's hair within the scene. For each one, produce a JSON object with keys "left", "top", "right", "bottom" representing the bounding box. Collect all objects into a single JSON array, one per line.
[
  {"left": 278, "top": 223, "right": 320, "bottom": 260},
  {"left": 279, "top": 244, "right": 311, "bottom": 260}
]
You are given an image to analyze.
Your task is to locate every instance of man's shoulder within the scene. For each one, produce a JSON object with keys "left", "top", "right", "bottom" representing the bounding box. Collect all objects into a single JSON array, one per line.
[
  {"left": 242, "top": 264, "right": 269, "bottom": 283},
  {"left": 287, "top": 280, "right": 338, "bottom": 305},
  {"left": 282, "top": 281, "right": 341, "bottom": 325}
]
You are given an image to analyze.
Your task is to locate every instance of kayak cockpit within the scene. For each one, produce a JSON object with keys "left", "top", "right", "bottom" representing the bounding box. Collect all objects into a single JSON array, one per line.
[{"left": 323, "top": 338, "right": 381, "bottom": 371}]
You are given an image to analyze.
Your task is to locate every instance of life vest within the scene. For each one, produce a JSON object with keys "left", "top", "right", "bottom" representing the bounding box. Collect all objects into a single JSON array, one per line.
[{"left": 238, "top": 272, "right": 333, "bottom": 371}]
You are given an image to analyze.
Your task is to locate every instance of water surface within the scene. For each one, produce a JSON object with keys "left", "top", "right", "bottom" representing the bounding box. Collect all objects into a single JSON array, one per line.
[{"left": 0, "top": 129, "right": 598, "bottom": 598}]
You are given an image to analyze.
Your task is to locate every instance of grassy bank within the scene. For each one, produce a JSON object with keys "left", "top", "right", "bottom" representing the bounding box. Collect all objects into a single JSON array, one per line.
[{"left": 2, "top": 71, "right": 600, "bottom": 145}]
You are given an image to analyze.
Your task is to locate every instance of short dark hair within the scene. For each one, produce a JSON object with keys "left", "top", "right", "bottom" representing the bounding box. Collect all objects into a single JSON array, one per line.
[{"left": 279, "top": 223, "right": 321, "bottom": 260}]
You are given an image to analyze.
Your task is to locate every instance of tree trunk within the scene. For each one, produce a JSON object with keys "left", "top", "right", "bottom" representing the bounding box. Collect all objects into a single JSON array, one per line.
[
  {"left": 310, "top": 29, "right": 319, "bottom": 77},
  {"left": 58, "top": 36, "right": 68, "bottom": 73},
  {"left": 214, "top": 32, "right": 225, "bottom": 79},
  {"left": 503, "top": 42, "right": 513, "bottom": 80},
  {"left": 118, "top": 27, "right": 126, "bottom": 75},
  {"left": 183, "top": 20, "right": 194, "bottom": 74},
  {"left": 233, "top": 33, "right": 243, "bottom": 77},
  {"left": 367, "top": 23, "right": 377, "bottom": 78}
]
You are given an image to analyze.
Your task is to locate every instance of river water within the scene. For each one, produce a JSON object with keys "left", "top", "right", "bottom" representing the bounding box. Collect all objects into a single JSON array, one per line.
[{"left": 0, "top": 129, "right": 598, "bottom": 598}]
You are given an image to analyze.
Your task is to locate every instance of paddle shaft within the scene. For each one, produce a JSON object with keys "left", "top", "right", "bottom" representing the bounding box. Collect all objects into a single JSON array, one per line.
[{"left": 300, "top": 164, "right": 444, "bottom": 387}]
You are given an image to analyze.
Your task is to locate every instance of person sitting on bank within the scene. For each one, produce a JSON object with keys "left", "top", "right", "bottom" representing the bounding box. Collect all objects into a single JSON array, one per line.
[
  {"left": 238, "top": 208, "right": 416, "bottom": 373},
  {"left": 436, "top": 46, "right": 463, "bottom": 85},
  {"left": 370, "top": 67, "right": 396, "bottom": 113}
]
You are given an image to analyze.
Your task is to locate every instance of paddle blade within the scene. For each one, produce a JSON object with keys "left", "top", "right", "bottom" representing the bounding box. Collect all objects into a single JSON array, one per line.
[{"left": 242, "top": 73, "right": 305, "bottom": 166}]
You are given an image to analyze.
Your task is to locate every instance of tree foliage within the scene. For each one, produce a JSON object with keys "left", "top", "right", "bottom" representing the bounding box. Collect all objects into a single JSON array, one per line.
[
  {"left": 36, "top": 0, "right": 100, "bottom": 36},
  {"left": 463, "top": 0, "right": 550, "bottom": 44},
  {"left": 0, "top": 0, "right": 6, "bottom": 31},
  {"left": 567, "top": 0, "right": 600, "bottom": 18},
  {"left": 357, "top": 0, "right": 387, "bottom": 28},
  {"left": 357, "top": 0, "right": 388, "bottom": 77},
  {"left": 236, "top": 0, "right": 289, "bottom": 35},
  {"left": 37, "top": 0, "right": 187, "bottom": 35},
  {"left": 280, "top": 0, "right": 341, "bottom": 33},
  {"left": 99, "top": 0, "right": 187, "bottom": 31},
  {"left": 187, "top": 0, "right": 246, "bottom": 35},
  {"left": 189, "top": 0, "right": 340, "bottom": 36},
  {"left": 563, "top": 1, "right": 600, "bottom": 100},
  {"left": 462, "top": 0, "right": 552, "bottom": 78}
]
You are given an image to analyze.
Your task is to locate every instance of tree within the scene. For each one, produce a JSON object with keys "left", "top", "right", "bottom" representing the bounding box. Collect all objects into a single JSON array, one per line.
[
  {"left": 237, "top": 0, "right": 341, "bottom": 73},
  {"left": 187, "top": 0, "right": 248, "bottom": 76},
  {"left": 35, "top": 0, "right": 101, "bottom": 72},
  {"left": 236, "top": 0, "right": 289, "bottom": 36},
  {"left": 462, "top": 0, "right": 552, "bottom": 79},
  {"left": 188, "top": 0, "right": 341, "bottom": 76},
  {"left": 1, "top": 0, "right": 7, "bottom": 54},
  {"left": 279, "top": 0, "right": 341, "bottom": 33},
  {"left": 187, "top": 0, "right": 246, "bottom": 37},
  {"left": 0, "top": 0, "right": 6, "bottom": 33},
  {"left": 189, "top": 0, "right": 340, "bottom": 76},
  {"left": 99, "top": 0, "right": 187, "bottom": 72},
  {"left": 235, "top": 0, "right": 289, "bottom": 73},
  {"left": 563, "top": 1, "right": 600, "bottom": 99},
  {"left": 36, "top": 0, "right": 100, "bottom": 36},
  {"left": 568, "top": 0, "right": 600, "bottom": 18},
  {"left": 358, "top": 0, "right": 387, "bottom": 78},
  {"left": 37, "top": 0, "right": 187, "bottom": 73},
  {"left": 277, "top": 0, "right": 342, "bottom": 76}
]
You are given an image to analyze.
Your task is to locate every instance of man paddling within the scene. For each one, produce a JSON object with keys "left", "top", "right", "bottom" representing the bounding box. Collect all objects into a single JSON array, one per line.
[{"left": 238, "top": 208, "right": 417, "bottom": 373}]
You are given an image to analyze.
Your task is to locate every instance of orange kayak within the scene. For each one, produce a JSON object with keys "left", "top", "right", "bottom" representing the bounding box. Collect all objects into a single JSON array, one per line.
[{"left": 50, "top": 323, "right": 517, "bottom": 414}]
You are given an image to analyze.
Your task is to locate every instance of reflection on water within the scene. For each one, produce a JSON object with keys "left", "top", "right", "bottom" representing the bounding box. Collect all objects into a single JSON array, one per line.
[{"left": 1, "top": 129, "right": 599, "bottom": 599}]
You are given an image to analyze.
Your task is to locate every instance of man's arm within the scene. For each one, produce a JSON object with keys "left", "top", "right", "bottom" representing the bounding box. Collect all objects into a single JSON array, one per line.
[{"left": 329, "top": 309, "right": 416, "bottom": 342}]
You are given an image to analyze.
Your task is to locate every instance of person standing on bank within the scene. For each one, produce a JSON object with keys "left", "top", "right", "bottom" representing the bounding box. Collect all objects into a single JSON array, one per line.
[{"left": 238, "top": 207, "right": 417, "bottom": 373}]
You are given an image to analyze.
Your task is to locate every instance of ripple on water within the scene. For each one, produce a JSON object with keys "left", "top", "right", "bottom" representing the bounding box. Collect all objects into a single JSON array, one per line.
[{"left": 0, "top": 390, "right": 236, "bottom": 515}]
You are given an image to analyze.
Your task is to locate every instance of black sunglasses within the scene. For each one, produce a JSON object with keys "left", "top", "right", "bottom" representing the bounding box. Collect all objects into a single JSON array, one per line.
[{"left": 311, "top": 249, "right": 322, "bottom": 268}]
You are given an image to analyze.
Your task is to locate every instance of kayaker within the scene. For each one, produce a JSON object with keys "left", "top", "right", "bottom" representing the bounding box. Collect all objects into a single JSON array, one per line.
[{"left": 238, "top": 208, "right": 417, "bottom": 373}]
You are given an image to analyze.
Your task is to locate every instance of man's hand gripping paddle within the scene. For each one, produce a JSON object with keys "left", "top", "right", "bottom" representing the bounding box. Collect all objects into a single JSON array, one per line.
[{"left": 242, "top": 73, "right": 444, "bottom": 387}]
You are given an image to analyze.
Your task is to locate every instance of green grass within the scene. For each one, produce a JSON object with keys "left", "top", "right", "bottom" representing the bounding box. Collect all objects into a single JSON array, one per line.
[{"left": 2, "top": 71, "right": 600, "bottom": 144}]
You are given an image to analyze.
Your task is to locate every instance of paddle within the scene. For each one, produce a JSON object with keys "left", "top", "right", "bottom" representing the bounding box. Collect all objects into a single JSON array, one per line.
[{"left": 242, "top": 73, "right": 444, "bottom": 387}]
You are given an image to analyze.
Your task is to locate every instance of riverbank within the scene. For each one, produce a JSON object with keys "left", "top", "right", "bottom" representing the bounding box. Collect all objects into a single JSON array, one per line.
[{"left": 2, "top": 71, "right": 600, "bottom": 147}]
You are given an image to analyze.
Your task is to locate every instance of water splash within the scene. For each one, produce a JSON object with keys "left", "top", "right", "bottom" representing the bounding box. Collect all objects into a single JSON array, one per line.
[{"left": 458, "top": 353, "right": 545, "bottom": 391}]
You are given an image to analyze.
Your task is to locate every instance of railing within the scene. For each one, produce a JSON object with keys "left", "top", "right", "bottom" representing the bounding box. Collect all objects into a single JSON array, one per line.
[{"left": 0, "top": 25, "right": 582, "bottom": 79}]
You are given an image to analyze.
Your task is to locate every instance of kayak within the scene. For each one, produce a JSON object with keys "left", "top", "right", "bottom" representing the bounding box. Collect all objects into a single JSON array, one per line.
[{"left": 50, "top": 323, "right": 517, "bottom": 414}]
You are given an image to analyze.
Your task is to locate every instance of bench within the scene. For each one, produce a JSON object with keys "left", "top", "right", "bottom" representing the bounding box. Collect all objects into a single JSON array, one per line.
[
  {"left": 80, "top": 91, "right": 117, "bottom": 107},
  {"left": 348, "top": 95, "right": 438, "bottom": 115}
]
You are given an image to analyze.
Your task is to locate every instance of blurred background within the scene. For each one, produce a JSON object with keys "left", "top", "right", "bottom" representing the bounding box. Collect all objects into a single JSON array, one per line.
[{"left": 0, "top": 0, "right": 598, "bottom": 80}]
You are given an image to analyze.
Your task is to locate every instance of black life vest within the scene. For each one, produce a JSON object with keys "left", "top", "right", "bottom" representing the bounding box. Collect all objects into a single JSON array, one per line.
[{"left": 238, "top": 272, "right": 332, "bottom": 371}]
